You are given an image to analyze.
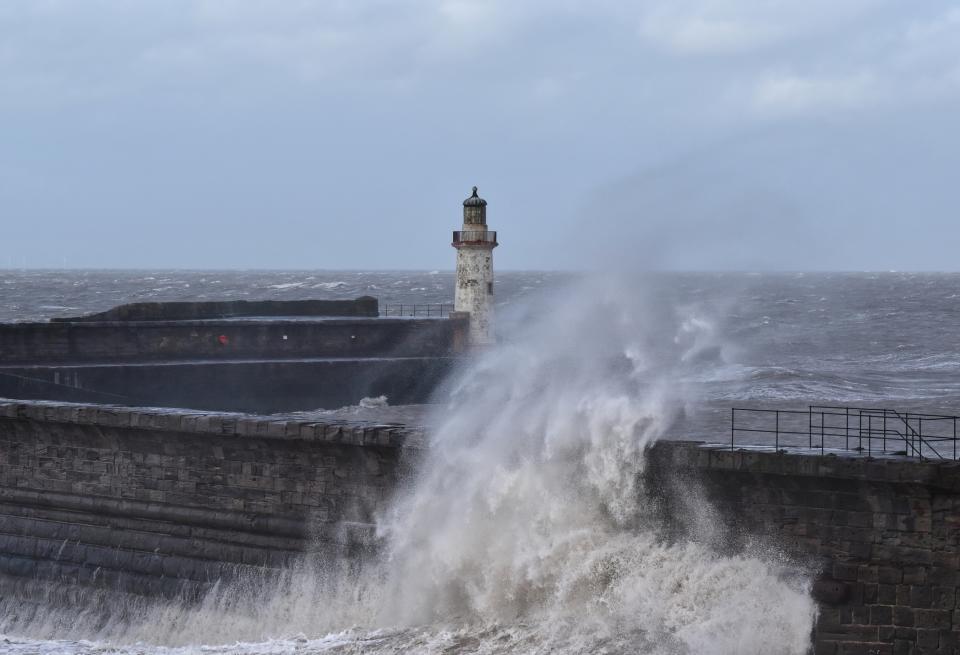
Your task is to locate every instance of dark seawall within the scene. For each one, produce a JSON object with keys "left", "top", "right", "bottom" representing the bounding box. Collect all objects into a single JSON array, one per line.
[
  {"left": 0, "top": 398, "right": 957, "bottom": 652},
  {"left": 0, "top": 298, "right": 468, "bottom": 412}
]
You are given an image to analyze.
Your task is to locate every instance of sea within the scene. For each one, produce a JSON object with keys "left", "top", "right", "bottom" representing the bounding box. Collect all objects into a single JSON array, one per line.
[
  {"left": 4, "top": 269, "right": 960, "bottom": 417},
  {"left": 1, "top": 269, "right": 958, "bottom": 654}
]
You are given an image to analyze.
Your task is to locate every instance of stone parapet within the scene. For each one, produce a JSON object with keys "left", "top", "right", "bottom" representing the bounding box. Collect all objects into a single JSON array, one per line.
[
  {"left": 0, "top": 398, "right": 420, "bottom": 597},
  {"left": 648, "top": 441, "right": 960, "bottom": 655},
  {"left": 0, "top": 398, "right": 423, "bottom": 448},
  {"left": 2, "top": 402, "right": 957, "bottom": 653}
]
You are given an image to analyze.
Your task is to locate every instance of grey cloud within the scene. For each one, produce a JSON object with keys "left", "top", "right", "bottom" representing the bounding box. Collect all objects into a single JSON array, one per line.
[{"left": 0, "top": 1, "right": 958, "bottom": 269}]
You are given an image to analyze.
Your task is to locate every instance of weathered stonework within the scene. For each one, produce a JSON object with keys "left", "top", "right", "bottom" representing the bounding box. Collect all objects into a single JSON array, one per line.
[
  {"left": 453, "top": 187, "right": 497, "bottom": 346},
  {"left": 0, "top": 399, "right": 420, "bottom": 597},
  {"left": 650, "top": 443, "right": 960, "bottom": 655},
  {"left": 1, "top": 399, "right": 957, "bottom": 653},
  {"left": 454, "top": 247, "right": 495, "bottom": 344}
]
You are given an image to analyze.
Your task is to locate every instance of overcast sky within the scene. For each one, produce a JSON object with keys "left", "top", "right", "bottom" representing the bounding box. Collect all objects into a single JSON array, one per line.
[{"left": 1, "top": 1, "right": 958, "bottom": 270}]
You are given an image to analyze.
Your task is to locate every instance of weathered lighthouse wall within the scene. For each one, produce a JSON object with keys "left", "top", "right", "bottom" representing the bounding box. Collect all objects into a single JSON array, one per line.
[
  {"left": 454, "top": 247, "right": 495, "bottom": 344},
  {"left": 0, "top": 398, "right": 956, "bottom": 653}
]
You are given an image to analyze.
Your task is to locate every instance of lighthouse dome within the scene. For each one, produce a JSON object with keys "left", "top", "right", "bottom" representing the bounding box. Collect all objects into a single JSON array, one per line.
[{"left": 463, "top": 186, "right": 487, "bottom": 207}]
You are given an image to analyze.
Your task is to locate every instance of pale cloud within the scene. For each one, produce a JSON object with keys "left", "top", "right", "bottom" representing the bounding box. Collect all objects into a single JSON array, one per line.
[
  {"left": 752, "top": 72, "right": 878, "bottom": 117},
  {"left": 747, "top": 6, "right": 960, "bottom": 117},
  {"left": 636, "top": 0, "right": 885, "bottom": 55},
  {"left": 895, "top": 7, "right": 960, "bottom": 95},
  {"left": 0, "top": 0, "right": 957, "bottom": 121},
  {"left": 638, "top": 11, "right": 782, "bottom": 55}
]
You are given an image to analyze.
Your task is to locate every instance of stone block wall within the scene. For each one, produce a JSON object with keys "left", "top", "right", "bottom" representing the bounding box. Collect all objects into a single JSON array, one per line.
[
  {"left": 650, "top": 443, "right": 960, "bottom": 655},
  {"left": 0, "top": 399, "right": 415, "bottom": 597},
  {"left": 3, "top": 398, "right": 957, "bottom": 653}
]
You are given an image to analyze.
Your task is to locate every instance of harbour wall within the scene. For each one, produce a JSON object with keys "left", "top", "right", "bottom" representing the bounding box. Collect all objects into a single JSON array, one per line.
[
  {"left": 0, "top": 317, "right": 460, "bottom": 365},
  {"left": 0, "top": 316, "right": 467, "bottom": 412},
  {"left": 1, "top": 398, "right": 958, "bottom": 652},
  {"left": 649, "top": 445, "right": 960, "bottom": 655},
  {"left": 0, "top": 358, "right": 454, "bottom": 413},
  {"left": 49, "top": 297, "right": 380, "bottom": 323},
  {"left": 0, "top": 399, "right": 415, "bottom": 598}
]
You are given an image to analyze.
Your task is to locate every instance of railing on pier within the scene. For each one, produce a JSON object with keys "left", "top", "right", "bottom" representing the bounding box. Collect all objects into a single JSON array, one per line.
[
  {"left": 730, "top": 406, "right": 960, "bottom": 460},
  {"left": 452, "top": 230, "right": 498, "bottom": 246},
  {"left": 381, "top": 303, "right": 452, "bottom": 318}
]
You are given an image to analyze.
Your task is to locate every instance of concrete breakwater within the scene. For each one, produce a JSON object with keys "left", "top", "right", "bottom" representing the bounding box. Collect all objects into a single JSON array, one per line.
[
  {"left": 0, "top": 297, "right": 467, "bottom": 412},
  {"left": 0, "top": 398, "right": 958, "bottom": 652}
]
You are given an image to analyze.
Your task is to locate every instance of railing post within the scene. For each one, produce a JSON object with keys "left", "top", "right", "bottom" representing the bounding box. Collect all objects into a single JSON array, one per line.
[
  {"left": 731, "top": 408, "right": 735, "bottom": 452},
  {"left": 775, "top": 410, "right": 780, "bottom": 451},
  {"left": 857, "top": 410, "right": 862, "bottom": 453},
  {"left": 919, "top": 417, "right": 923, "bottom": 460},
  {"left": 868, "top": 415, "right": 872, "bottom": 457},
  {"left": 845, "top": 407, "right": 850, "bottom": 451},
  {"left": 821, "top": 410, "right": 825, "bottom": 454},
  {"left": 883, "top": 410, "right": 887, "bottom": 453},
  {"left": 903, "top": 412, "right": 917, "bottom": 462}
]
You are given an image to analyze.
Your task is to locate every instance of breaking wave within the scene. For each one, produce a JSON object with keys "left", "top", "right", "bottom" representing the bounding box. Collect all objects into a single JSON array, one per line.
[{"left": 0, "top": 275, "right": 816, "bottom": 654}]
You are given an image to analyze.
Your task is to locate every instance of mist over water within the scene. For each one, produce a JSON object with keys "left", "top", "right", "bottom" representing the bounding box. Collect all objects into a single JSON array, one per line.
[{"left": 1, "top": 274, "right": 816, "bottom": 654}]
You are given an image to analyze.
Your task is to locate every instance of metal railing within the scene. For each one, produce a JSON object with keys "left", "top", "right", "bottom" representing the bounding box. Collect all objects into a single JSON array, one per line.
[
  {"left": 382, "top": 303, "right": 452, "bottom": 317},
  {"left": 452, "top": 230, "right": 497, "bottom": 245},
  {"left": 730, "top": 405, "right": 960, "bottom": 460}
]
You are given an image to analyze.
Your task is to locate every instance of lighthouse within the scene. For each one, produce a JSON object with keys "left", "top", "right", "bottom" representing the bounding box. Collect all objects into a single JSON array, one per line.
[{"left": 453, "top": 186, "right": 498, "bottom": 346}]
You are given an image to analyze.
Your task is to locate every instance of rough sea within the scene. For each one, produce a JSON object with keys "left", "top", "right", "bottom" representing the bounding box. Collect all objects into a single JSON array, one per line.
[
  {"left": 4, "top": 269, "right": 959, "bottom": 417},
  {"left": 1, "top": 269, "right": 959, "bottom": 654}
]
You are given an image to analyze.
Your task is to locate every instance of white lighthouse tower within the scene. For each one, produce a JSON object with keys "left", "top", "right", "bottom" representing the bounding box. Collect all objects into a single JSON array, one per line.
[{"left": 453, "top": 186, "right": 498, "bottom": 346}]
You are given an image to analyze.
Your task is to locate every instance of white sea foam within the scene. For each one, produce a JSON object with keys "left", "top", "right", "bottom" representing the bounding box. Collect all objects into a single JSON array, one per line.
[{"left": 267, "top": 282, "right": 307, "bottom": 290}]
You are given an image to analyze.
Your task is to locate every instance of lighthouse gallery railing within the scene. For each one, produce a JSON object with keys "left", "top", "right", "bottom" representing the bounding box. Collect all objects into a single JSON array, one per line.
[{"left": 452, "top": 231, "right": 497, "bottom": 245}]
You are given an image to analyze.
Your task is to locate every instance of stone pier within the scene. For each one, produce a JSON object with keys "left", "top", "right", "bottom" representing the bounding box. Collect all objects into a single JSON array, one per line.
[{"left": 0, "top": 398, "right": 957, "bottom": 652}]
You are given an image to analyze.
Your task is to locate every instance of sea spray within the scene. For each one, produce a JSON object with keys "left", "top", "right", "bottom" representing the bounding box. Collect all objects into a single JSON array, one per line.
[
  {"left": 364, "top": 275, "right": 816, "bottom": 652},
  {"left": 0, "top": 275, "right": 816, "bottom": 654}
]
